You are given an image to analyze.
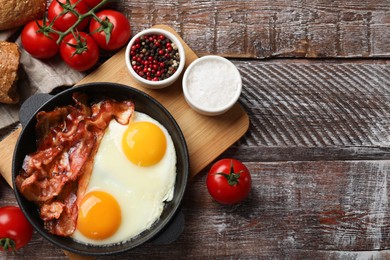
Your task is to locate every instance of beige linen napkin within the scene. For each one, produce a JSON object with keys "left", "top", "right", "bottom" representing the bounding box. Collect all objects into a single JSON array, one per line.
[{"left": 0, "top": 30, "right": 84, "bottom": 130}]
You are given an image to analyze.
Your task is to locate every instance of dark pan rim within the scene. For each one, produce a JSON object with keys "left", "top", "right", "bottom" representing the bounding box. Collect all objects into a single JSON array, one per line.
[{"left": 12, "top": 82, "right": 189, "bottom": 256}]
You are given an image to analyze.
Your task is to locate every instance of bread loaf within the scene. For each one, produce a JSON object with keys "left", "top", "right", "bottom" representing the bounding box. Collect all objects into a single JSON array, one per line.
[
  {"left": 0, "top": 0, "right": 46, "bottom": 30},
  {"left": 0, "top": 41, "right": 20, "bottom": 104}
]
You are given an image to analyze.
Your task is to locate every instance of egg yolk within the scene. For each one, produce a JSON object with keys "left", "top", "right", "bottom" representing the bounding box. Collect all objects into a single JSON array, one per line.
[
  {"left": 122, "top": 121, "right": 167, "bottom": 166},
  {"left": 77, "top": 191, "right": 121, "bottom": 240}
]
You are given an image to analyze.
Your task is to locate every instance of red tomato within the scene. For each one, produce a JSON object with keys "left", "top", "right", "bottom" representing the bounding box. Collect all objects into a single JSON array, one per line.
[
  {"left": 60, "top": 32, "right": 99, "bottom": 71},
  {"left": 89, "top": 10, "right": 131, "bottom": 51},
  {"left": 206, "top": 159, "right": 251, "bottom": 205},
  {"left": 0, "top": 206, "right": 33, "bottom": 251},
  {"left": 82, "top": 0, "right": 104, "bottom": 9},
  {"left": 21, "top": 20, "right": 59, "bottom": 59},
  {"left": 48, "top": 0, "right": 90, "bottom": 32}
]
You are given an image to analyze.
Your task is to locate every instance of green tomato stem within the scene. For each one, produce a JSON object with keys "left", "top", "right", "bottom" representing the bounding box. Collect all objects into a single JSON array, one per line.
[
  {"left": 0, "top": 238, "right": 16, "bottom": 251},
  {"left": 53, "top": 0, "right": 113, "bottom": 44},
  {"left": 215, "top": 160, "right": 242, "bottom": 186}
]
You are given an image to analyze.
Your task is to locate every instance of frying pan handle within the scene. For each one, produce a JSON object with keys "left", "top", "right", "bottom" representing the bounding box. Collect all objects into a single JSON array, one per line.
[
  {"left": 150, "top": 210, "right": 185, "bottom": 245},
  {"left": 19, "top": 93, "right": 52, "bottom": 128}
]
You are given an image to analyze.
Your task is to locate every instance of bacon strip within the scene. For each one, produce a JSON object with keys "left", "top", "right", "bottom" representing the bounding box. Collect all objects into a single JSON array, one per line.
[{"left": 16, "top": 92, "right": 134, "bottom": 236}]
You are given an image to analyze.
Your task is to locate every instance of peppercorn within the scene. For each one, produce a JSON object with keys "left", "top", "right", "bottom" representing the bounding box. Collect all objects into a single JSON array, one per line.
[{"left": 130, "top": 34, "right": 180, "bottom": 81}]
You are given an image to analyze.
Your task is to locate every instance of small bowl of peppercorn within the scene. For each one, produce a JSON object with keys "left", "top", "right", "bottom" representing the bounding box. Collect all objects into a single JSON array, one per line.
[{"left": 125, "top": 28, "right": 186, "bottom": 89}]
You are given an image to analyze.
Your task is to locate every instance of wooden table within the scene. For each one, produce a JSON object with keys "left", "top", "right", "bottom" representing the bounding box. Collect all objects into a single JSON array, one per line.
[{"left": 1, "top": 0, "right": 390, "bottom": 259}]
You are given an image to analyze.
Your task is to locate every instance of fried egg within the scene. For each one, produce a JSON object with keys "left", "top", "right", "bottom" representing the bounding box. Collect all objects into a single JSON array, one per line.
[{"left": 72, "top": 111, "right": 177, "bottom": 245}]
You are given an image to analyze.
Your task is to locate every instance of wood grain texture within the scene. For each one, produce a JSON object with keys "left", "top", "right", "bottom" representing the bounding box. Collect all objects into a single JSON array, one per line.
[
  {"left": 0, "top": 1, "right": 388, "bottom": 258},
  {"left": 109, "top": 0, "right": 390, "bottom": 58},
  {"left": 1, "top": 160, "right": 390, "bottom": 259},
  {"left": 1, "top": 58, "right": 390, "bottom": 258},
  {"left": 0, "top": 128, "right": 20, "bottom": 187},
  {"left": 226, "top": 60, "right": 390, "bottom": 161}
]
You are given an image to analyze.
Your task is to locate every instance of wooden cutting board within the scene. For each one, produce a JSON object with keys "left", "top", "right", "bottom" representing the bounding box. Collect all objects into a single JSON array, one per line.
[{"left": 0, "top": 24, "right": 249, "bottom": 188}]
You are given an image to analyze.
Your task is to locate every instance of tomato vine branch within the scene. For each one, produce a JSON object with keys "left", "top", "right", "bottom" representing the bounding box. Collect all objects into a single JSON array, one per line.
[{"left": 47, "top": 0, "right": 113, "bottom": 44}]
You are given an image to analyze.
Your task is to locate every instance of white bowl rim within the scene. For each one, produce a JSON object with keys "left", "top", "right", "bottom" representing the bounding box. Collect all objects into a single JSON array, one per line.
[
  {"left": 125, "top": 28, "right": 186, "bottom": 88},
  {"left": 182, "top": 55, "right": 242, "bottom": 114}
]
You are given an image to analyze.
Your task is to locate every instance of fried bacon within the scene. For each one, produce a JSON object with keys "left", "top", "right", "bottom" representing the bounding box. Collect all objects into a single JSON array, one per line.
[{"left": 15, "top": 92, "right": 134, "bottom": 236}]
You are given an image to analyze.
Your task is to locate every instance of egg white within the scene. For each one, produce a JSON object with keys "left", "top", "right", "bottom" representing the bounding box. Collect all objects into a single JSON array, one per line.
[{"left": 72, "top": 112, "right": 177, "bottom": 245}]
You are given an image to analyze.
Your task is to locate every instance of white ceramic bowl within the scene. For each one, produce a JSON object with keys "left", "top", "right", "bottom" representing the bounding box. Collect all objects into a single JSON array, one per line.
[
  {"left": 125, "top": 28, "right": 186, "bottom": 89},
  {"left": 182, "top": 55, "right": 242, "bottom": 116}
]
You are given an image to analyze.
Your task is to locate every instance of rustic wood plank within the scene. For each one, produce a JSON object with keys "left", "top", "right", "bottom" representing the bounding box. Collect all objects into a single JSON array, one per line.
[
  {"left": 225, "top": 60, "right": 390, "bottom": 161},
  {"left": 175, "top": 161, "right": 390, "bottom": 256},
  {"left": 1, "top": 160, "right": 390, "bottom": 258},
  {"left": 110, "top": 0, "right": 390, "bottom": 58},
  {"left": 222, "top": 146, "right": 390, "bottom": 163},
  {"left": 0, "top": 1, "right": 388, "bottom": 258}
]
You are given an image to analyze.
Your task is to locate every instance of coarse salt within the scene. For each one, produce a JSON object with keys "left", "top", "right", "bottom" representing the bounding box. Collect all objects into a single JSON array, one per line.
[{"left": 185, "top": 57, "right": 241, "bottom": 110}]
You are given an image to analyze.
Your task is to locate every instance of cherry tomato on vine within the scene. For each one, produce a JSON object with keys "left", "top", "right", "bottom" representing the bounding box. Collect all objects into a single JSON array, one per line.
[
  {"left": 48, "top": 0, "right": 90, "bottom": 32},
  {"left": 206, "top": 158, "right": 251, "bottom": 205},
  {"left": 21, "top": 20, "right": 60, "bottom": 59},
  {"left": 60, "top": 32, "right": 99, "bottom": 71},
  {"left": 89, "top": 10, "right": 131, "bottom": 51},
  {"left": 0, "top": 206, "right": 33, "bottom": 251}
]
